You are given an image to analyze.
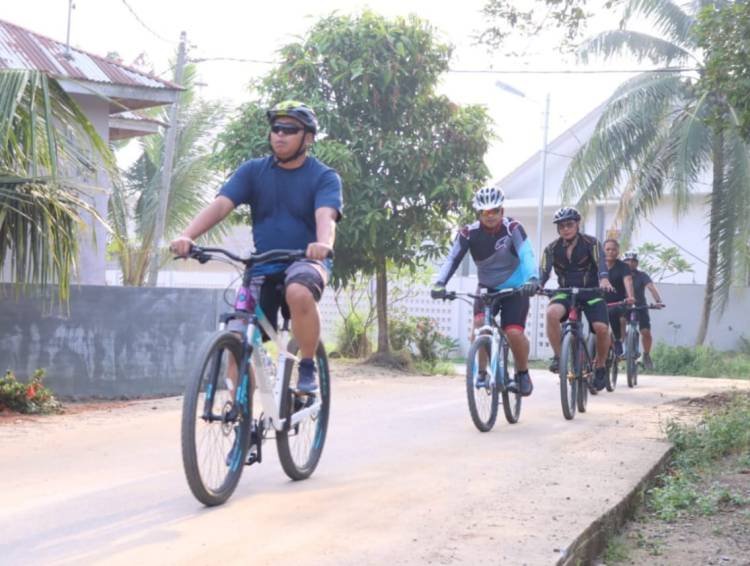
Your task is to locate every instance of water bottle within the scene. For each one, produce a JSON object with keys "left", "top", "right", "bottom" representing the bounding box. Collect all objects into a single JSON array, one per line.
[{"left": 260, "top": 347, "right": 276, "bottom": 378}]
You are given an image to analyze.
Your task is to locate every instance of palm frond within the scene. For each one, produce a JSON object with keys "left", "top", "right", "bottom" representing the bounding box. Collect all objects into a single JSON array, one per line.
[
  {"left": 0, "top": 70, "right": 116, "bottom": 300},
  {"left": 621, "top": 0, "right": 697, "bottom": 49},
  {"left": 579, "top": 30, "right": 693, "bottom": 66}
]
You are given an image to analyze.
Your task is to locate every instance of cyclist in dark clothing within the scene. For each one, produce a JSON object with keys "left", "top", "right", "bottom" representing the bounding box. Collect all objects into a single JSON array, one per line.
[
  {"left": 539, "top": 207, "right": 614, "bottom": 391},
  {"left": 623, "top": 251, "right": 665, "bottom": 370},
  {"left": 603, "top": 239, "right": 635, "bottom": 357},
  {"left": 431, "top": 186, "right": 539, "bottom": 396}
]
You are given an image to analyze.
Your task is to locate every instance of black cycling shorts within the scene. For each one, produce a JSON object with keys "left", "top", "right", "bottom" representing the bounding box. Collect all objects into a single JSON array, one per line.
[
  {"left": 473, "top": 292, "right": 530, "bottom": 332},
  {"left": 636, "top": 308, "right": 651, "bottom": 330},
  {"left": 548, "top": 290, "right": 608, "bottom": 327}
]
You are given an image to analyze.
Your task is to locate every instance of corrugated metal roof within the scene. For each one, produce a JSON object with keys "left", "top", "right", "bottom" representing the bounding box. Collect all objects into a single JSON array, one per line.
[{"left": 0, "top": 18, "right": 181, "bottom": 91}]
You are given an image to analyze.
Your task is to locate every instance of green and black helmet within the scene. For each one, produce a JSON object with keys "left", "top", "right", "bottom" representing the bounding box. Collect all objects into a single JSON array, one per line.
[{"left": 266, "top": 100, "right": 318, "bottom": 134}]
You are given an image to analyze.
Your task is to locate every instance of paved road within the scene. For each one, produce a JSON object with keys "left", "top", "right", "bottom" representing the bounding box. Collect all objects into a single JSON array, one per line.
[{"left": 1, "top": 366, "right": 747, "bottom": 566}]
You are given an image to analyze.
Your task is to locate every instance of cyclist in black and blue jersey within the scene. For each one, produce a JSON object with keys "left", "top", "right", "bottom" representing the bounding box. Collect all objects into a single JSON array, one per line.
[
  {"left": 540, "top": 207, "right": 614, "bottom": 391},
  {"left": 623, "top": 250, "right": 665, "bottom": 370},
  {"left": 431, "top": 186, "right": 539, "bottom": 396},
  {"left": 171, "top": 101, "right": 343, "bottom": 395}
]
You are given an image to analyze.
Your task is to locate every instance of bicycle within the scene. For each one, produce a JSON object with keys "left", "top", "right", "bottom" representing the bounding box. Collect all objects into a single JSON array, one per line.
[
  {"left": 610, "top": 302, "right": 664, "bottom": 388},
  {"left": 442, "top": 288, "right": 524, "bottom": 431},
  {"left": 540, "top": 287, "right": 604, "bottom": 420},
  {"left": 180, "top": 246, "right": 331, "bottom": 506}
]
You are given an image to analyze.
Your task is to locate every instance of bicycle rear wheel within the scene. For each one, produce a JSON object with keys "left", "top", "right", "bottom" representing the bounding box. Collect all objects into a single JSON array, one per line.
[
  {"left": 466, "top": 335, "right": 499, "bottom": 431},
  {"left": 500, "top": 339, "right": 521, "bottom": 424},
  {"left": 626, "top": 326, "right": 639, "bottom": 387},
  {"left": 181, "top": 331, "right": 249, "bottom": 506},
  {"left": 276, "top": 340, "right": 331, "bottom": 480},
  {"left": 558, "top": 332, "right": 577, "bottom": 420}
]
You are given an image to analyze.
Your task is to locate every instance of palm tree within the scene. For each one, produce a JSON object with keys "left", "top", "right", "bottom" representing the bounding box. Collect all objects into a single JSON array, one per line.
[
  {"left": 0, "top": 70, "right": 116, "bottom": 301},
  {"left": 562, "top": 0, "right": 750, "bottom": 345},
  {"left": 108, "top": 65, "right": 228, "bottom": 285}
]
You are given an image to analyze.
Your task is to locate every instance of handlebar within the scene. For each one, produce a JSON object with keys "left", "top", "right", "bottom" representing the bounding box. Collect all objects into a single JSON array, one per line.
[
  {"left": 178, "top": 245, "right": 332, "bottom": 267},
  {"left": 442, "top": 287, "right": 522, "bottom": 303},
  {"left": 538, "top": 287, "right": 604, "bottom": 297},
  {"left": 607, "top": 301, "right": 665, "bottom": 310}
]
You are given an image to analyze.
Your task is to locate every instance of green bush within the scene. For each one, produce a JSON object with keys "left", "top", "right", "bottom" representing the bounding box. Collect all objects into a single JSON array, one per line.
[
  {"left": 388, "top": 313, "right": 458, "bottom": 370},
  {"left": 0, "top": 369, "right": 63, "bottom": 414},
  {"left": 335, "top": 311, "right": 372, "bottom": 358},
  {"left": 651, "top": 343, "right": 750, "bottom": 378}
]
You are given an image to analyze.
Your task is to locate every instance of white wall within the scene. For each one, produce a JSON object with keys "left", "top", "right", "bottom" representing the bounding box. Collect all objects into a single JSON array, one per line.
[{"left": 71, "top": 93, "right": 111, "bottom": 286}]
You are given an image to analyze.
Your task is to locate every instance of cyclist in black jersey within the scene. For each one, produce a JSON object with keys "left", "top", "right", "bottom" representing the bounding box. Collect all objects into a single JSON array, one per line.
[
  {"left": 623, "top": 251, "right": 665, "bottom": 370},
  {"left": 431, "top": 186, "right": 539, "bottom": 396},
  {"left": 603, "top": 239, "right": 635, "bottom": 357},
  {"left": 539, "top": 207, "right": 615, "bottom": 391}
]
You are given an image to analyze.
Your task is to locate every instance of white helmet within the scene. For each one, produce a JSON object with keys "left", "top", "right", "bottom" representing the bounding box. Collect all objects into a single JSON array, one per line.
[{"left": 472, "top": 185, "right": 505, "bottom": 211}]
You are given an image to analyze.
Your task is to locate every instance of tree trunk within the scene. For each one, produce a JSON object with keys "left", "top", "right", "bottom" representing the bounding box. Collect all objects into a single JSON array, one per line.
[
  {"left": 696, "top": 128, "right": 725, "bottom": 345},
  {"left": 375, "top": 253, "right": 390, "bottom": 354}
]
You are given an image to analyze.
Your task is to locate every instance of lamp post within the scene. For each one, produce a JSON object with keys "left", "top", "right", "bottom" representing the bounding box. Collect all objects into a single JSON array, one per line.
[{"left": 495, "top": 81, "right": 550, "bottom": 360}]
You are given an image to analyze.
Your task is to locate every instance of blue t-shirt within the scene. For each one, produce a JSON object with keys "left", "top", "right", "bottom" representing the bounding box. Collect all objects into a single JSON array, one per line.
[{"left": 219, "top": 155, "right": 343, "bottom": 274}]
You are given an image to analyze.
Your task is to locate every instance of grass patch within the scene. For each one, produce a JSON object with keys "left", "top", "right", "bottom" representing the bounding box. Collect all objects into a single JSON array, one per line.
[
  {"left": 603, "top": 536, "right": 630, "bottom": 563},
  {"left": 414, "top": 359, "right": 458, "bottom": 376},
  {"left": 647, "top": 392, "right": 750, "bottom": 521},
  {"left": 651, "top": 343, "right": 750, "bottom": 378}
]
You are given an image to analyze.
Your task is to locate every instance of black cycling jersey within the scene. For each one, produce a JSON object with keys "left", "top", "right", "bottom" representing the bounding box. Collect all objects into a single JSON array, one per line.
[
  {"left": 605, "top": 259, "right": 631, "bottom": 302},
  {"left": 540, "top": 233, "right": 608, "bottom": 288},
  {"left": 632, "top": 269, "right": 653, "bottom": 305}
]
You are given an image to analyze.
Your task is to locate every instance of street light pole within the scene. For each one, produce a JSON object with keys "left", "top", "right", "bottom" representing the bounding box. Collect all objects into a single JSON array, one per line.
[
  {"left": 532, "top": 93, "right": 551, "bottom": 360},
  {"left": 494, "top": 81, "right": 550, "bottom": 359}
]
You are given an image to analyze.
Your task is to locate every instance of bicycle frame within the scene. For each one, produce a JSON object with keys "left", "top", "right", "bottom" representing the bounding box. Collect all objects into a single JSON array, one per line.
[
  {"left": 473, "top": 301, "right": 508, "bottom": 389},
  {"left": 561, "top": 301, "right": 595, "bottom": 380}
]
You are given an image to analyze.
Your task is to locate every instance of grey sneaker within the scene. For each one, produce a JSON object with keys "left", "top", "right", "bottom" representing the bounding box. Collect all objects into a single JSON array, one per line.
[
  {"left": 475, "top": 370, "right": 489, "bottom": 389},
  {"left": 643, "top": 352, "right": 654, "bottom": 370},
  {"left": 594, "top": 367, "right": 607, "bottom": 391},
  {"left": 549, "top": 356, "right": 560, "bottom": 373},
  {"left": 296, "top": 359, "right": 318, "bottom": 394}
]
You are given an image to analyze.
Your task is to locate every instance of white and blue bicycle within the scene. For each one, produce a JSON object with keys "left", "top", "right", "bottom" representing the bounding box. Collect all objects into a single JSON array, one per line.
[{"left": 180, "top": 246, "right": 330, "bottom": 506}]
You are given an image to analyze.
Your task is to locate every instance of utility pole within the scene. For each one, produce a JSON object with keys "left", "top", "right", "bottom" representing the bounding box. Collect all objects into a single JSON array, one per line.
[{"left": 147, "top": 31, "right": 187, "bottom": 287}]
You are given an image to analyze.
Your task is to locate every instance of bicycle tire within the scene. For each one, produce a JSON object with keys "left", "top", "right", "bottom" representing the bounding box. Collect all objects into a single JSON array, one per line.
[
  {"left": 576, "top": 338, "right": 589, "bottom": 413},
  {"left": 276, "top": 340, "right": 331, "bottom": 480},
  {"left": 626, "top": 326, "right": 639, "bottom": 387},
  {"left": 559, "top": 332, "right": 577, "bottom": 420},
  {"left": 607, "top": 344, "right": 619, "bottom": 392},
  {"left": 181, "top": 331, "right": 249, "bottom": 506},
  {"left": 500, "top": 338, "right": 521, "bottom": 424},
  {"left": 466, "top": 335, "right": 499, "bottom": 432},
  {"left": 585, "top": 333, "right": 598, "bottom": 396}
]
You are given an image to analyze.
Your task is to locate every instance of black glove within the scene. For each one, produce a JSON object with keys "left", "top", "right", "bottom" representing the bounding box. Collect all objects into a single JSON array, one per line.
[
  {"left": 521, "top": 279, "right": 540, "bottom": 297},
  {"left": 431, "top": 285, "right": 447, "bottom": 300}
]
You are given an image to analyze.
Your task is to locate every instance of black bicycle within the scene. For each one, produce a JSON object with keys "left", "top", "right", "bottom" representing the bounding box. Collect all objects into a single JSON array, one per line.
[
  {"left": 618, "top": 302, "right": 664, "bottom": 387},
  {"left": 180, "top": 246, "right": 331, "bottom": 506},
  {"left": 442, "top": 288, "right": 524, "bottom": 431},
  {"left": 541, "top": 287, "right": 604, "bottom": 420}
]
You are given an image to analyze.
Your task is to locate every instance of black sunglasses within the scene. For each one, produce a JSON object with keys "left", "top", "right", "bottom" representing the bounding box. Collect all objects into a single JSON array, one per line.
[{"left": 271, "top": 123, "right": 304, "bottom": 135}]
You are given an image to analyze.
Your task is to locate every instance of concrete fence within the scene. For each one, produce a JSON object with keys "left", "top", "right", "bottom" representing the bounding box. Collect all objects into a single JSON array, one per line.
[{"left": 1, "top": 282, "right": 748, "bottom": 397}]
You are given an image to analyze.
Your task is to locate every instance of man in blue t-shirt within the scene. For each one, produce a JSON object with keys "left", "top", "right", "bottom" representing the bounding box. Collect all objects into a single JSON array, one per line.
[{"left": 171, "top": 100, "right": 343, "bottom": 394}]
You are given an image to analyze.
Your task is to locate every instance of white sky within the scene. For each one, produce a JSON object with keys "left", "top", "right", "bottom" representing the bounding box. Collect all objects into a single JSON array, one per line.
[{"left": 3, "top": 0, "right": 644, "bottom": 179}]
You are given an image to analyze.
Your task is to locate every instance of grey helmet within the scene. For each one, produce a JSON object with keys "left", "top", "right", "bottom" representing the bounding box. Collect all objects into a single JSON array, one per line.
[
  {"left": 266, "top": 100, "right": 318, "bottom": 134},
  {"left": 623, "top": 250, "right": 639, "bottom": 262},
  {"left": 552, "top": 206, "right": 581, "bottom": 224},
  {"left": 472, "top": 185, "right": 505, "bottom": 211}
]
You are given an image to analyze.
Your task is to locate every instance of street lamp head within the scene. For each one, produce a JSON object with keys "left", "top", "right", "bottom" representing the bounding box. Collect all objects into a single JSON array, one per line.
[{"left": 494, "top": 79, "right": 527, "bottom": 99}]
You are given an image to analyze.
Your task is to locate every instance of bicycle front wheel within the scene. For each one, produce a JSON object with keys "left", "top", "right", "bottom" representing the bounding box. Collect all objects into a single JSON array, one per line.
[
  {"left": 181, "top": 331, "right": 250, "bottom": 506},
  {"left": 559, "top": 332, "right": 577, "bottom": 420},
  {"left": 606, "top": 342, "right": 618, "bottom": 392},
  {"left": 576, "top": 339, "right": 589, "bottom": 414},
  {"left": 466, "top": 335, "right": 499, "bottom": 432},
  {"left": 626, "top": 326, "right": 639, "bottom": 387},
  {"left": 276, "top": 340, "right": 331, "bottom": 480},
  {"left": 500, "top": 339, "right": 521, "bottom": 424}
]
